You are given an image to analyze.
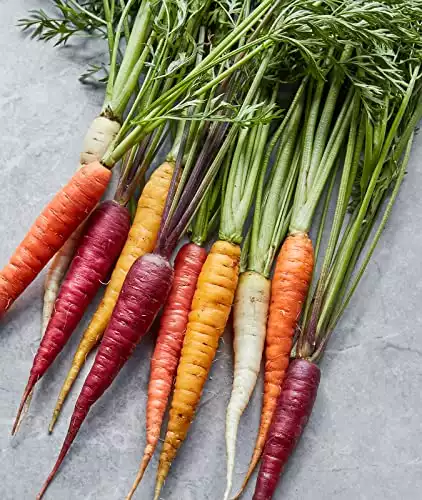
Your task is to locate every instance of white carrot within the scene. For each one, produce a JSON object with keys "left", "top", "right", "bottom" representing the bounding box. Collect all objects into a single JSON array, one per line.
[{"left": 224, "top": 271, "right": 270, "bottom": 500}]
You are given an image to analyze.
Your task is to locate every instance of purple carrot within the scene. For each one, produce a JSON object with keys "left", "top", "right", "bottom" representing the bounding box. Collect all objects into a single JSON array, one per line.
[
  {"left": 253, "top": 359, "right": 321, "bottom": 500},
  {"left": 12, "top": 200, "right": 131, "bottom": 435},
  {"left": 37, "top": 253, "right": 173, "bottom": 499}
]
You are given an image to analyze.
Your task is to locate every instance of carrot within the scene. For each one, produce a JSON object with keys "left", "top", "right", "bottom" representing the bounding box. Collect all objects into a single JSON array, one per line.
[
  {"left": 253, "top": 359, "right": 320, "bottom": 500},
  {"left": 11, "top": 200, "right": 130, "bottom": 434},
  {"left": 154, "top": 240, "right": 241, "bottom": 498},
  {"left": 238, "top": 68, "right": 358, "bottom": 496},
  {"left": 0, "top": 161, "right": 111, "bottom": 317},
  {"left": 239, "top": 233, "right": 314, "bottom": 485},
  {"left": 48, "top": 161, "right": 174, "bottom": 431},
  {"left": 37, "top": 253, "right": 174, "bottom": 499},
  {"left": 127, "top": 242, "right": 207, "bottom": 498},
  {"left": 38, "top": 112, "right": 232, "bottom": 496}
]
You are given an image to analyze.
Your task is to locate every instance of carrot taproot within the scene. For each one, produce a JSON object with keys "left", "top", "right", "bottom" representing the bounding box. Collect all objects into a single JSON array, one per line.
[
  {"left": 37, "top": 253, "right": 174, "bottom": 499},
  {"left": 11, "top": 200, "right": 130, "bottom": 434},
  {"left": 127, "top": 242, "right": 207, "bottom": 498},
  {"left": 0, "top": 161, "right": 111, "bottom": 317},
  {"left": 48, "top": 161, "right": 173, "bottom": 431},
  {"left": 154, "top": 240, "right": 241, "bottom": 499},
  {"left": 238, "top": 232, "right": 314, "bottom": 490},
  {"left": 252, "top": 359, "right": 320, "bottom": 500}
]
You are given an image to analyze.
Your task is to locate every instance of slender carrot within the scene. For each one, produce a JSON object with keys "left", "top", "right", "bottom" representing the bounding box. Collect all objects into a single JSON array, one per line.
[
  {"left": 48, "top": 161, "right": 174, "bottom": 431},
  {"left": 253, "top": 359, "right": 320, "bottom": 500},
  {"left": 11, "top": 200, "right": 130, "bottom": 434},
  {"left": 155, "top": 240, "right": 241, "bottom": 498},
  {"left": 0, "top": 161, "right": 111, "bottom": 317},
  {"left": 127, "top": 242, "right": 207, "bottom": 498},
  {"left": 37, "top": 253, "right": 174, "bottom": 499},
  {"left": 42, "top": 117, "right": 121, "bottom": 331}
]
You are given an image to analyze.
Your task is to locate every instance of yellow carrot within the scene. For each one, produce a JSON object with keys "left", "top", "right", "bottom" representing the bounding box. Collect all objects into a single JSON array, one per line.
[
  {"left": 48, "top": 161, "right": 174, "bottom": 431},
  {"left": 154, "top": 240, "right": 240, "bottom": 499}
]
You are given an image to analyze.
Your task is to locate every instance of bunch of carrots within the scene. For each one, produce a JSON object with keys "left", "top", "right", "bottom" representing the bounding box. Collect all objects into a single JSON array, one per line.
[{"left": 1, "top": 0, "right": 422, "bottom": 499}]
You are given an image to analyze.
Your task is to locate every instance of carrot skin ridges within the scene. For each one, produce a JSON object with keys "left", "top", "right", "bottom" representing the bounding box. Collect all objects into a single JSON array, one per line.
[
  {"left": 253, "top": 359, "right": 320, "bottom": 500},
  {"left": 0, "top": 161, "right": 111, "bottom": 317},
  {"left": 240, "top": 232, "right": 314, "bottom": 493},
  {"left": 38, "top": 253, "right": 173, "bottom": 499},
  {"left": 155, "top": 240, "right": 241, "bottom": 498},
  {"left": 48, "top": 162, "right": 173, "bottom": 431},
  {"left": 127, "top": 243, "right": 207, "bottom": 497},
  {"left": 224, "top": 271, "right": 271, "bottom": 500},
  {"left": 12, "top": 200, "right": 130, "bottom": 435}
]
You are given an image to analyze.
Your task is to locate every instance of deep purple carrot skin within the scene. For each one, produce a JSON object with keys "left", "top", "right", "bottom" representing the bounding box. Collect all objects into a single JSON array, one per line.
[
  {"left": 37, "top": 253, "right": 173, "bottom": 499},
  {"left": 12, "top": 201, "right": 131, "bottom": 434},
  {"left": 253, "top": 359, "right": 321, "bottom": 500}
]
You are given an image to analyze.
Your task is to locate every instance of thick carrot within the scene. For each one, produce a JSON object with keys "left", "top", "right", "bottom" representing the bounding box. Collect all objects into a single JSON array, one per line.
[
  {"left": 48, "top": 161, "right": 173, "bottom": 431},
  {"left": 239, "top": 232, "right": 314, "bottom": 490},
  {"left": 0, "top": 161, "right": 111, "bottom": 317},
  {"left": 127, "top": 242, "right": 207, "bottom": 498},
  {"left": 253, "top": 359, "right": 320, "bottom": 500},
  {"left": 154, "top": 240, "right": 241, "bottom": 499},
  {"left": 37, "top": 253, "right": 174, "bottom": 499},
  {"left": 11, "top": 200, "right": 130, "bottom": 434}
]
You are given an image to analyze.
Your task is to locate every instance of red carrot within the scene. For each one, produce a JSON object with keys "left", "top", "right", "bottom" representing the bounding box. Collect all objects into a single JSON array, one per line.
[
  {"left": 252, "top": 359, "right": 320, "bottom": 500},
  {"left": 37, "top": 253, "right": 173, "bottom": 499},
  {"left": 0, "top": 162, "right": 111, "bottom": 316},
  {"left": 12, "top": 200, "right": 130, "bottom": 434},
  {"left": 127, "top": 242, "right": 207, "bottom": 497}
]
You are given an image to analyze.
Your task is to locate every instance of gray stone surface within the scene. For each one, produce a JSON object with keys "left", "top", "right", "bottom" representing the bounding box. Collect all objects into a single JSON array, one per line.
[{"left": 1, "top": 1, "right": 422, "bottom": 499}]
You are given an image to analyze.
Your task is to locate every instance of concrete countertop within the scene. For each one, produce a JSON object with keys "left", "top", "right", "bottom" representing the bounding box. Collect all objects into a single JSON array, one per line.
[{"left": 1, "top": 1, "right": 422, "bottom": 499}]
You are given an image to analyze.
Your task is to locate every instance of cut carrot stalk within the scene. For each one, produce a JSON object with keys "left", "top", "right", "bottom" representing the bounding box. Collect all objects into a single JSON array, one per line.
[{"left": 0, "top": 161, "right": 111, "bottom": 317}]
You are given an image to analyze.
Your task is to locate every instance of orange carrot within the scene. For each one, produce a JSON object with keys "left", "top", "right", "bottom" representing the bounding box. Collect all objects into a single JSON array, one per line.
[
  {"left": 239, "top": 232, "right": 314, "bottom": 491},
  {"left": 0, "top": 161, "right": 111, "bottom": 317}
]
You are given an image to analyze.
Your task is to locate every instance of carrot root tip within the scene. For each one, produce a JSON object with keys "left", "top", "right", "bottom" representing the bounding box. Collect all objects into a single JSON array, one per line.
[
  {"left": 127, "top": 448, "right": 154, "bottom": 499},
  {"left": 48, "top": 410, "right": 60, "bottom": 434},
  {"left": 12, "top": 377, "right": 37, "bottom": 435}
]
